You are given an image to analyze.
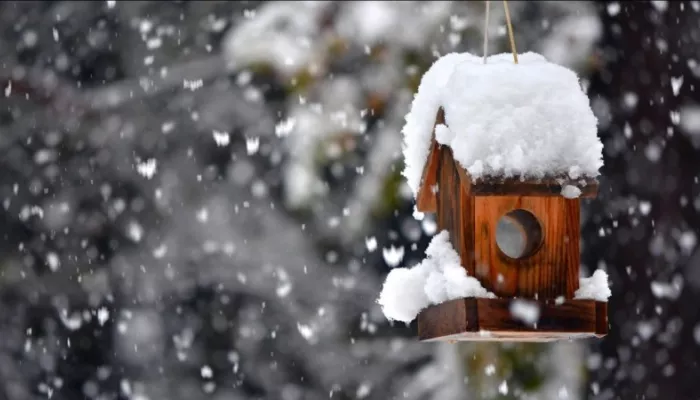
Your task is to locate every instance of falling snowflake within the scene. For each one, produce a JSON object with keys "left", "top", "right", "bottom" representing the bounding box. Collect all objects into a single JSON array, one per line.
[
  {"left": 296, "top": 322, "right": 316, "bottom": 343},
  {"left": 246, "top": 137, "right": 260, "bottom": 155},
  {"left": 97, "top": 307, "right": 110, "bottom": 326},
  {"left": 365, "top": 236, "right": 377, "bottom": 252},
  {"left": 382, "top": 245, "right": 404, "bottom": 267},
  {"left": 212, "top": 130, "right": 230, "bottom": 146},
  {"left": 201, "top": 365, "right": 213, "bottom": 379},
  {"left": 136, "top": 159, "right": 157, "bottom": 179}
]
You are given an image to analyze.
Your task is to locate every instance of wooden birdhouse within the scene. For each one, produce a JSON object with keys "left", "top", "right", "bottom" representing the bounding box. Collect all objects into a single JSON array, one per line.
[{"left": 389, "top": 52, "right": 610, "bottom": 342}]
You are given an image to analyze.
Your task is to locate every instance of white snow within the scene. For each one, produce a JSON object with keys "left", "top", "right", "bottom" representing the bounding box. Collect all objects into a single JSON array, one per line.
[
  {"left": 212, "top": 130, "right": 230, "bottom": 147},
  {"left": 245, "top": 137, "right": 260, "bottom": 155},
  {"left": 671, "top": 76, "right": 684, "bottom": 96},
  {"left": 561, "top": 185, "right": 582, "bottom": 199},
  {"left": 509, "top": 299, "right": 540, "bottom": 326},
  {"left": 650, "top": 275, "right": 683, "bottom": 300},
  {"left": 680, "top": 105, "right": 700, "bottom": 137},
  {"left": 335, "top": 1, "right": 399, "bottom": 45},
  {"left": 377, "top": 231, "right": 495, "bottom": 323},
  {"left": 46, "top": 252, "right": 60, "bottom": 272},
  {"left": 365, "top": 236, "right": 378, "bottom": 252},
  {"left": 136, "top": 159, "right": 157, "bottom": 179},
  {"left": 498, "top": 381, "right": 509, "bottom": 396},
  {"left": 126, "top": 221, "right": 144, "bottom": 243},
  {"left": 607, "top": 2, "right": 621, "bottom": 16},
  {"left": 434, "top": 124, "right": 454, "bottom": 144},
  {"left": 201, "top": 365, "right": 213, "bottom": 379},
  {"left": 401, "top": 52, "right": 603, "bottom": 198},
  {"left": 296, "top": 322, "right": 316, "bottom": 343},
  {"left": 97, "top": 307, "right": 110, "bottom": 326},
  {"left": 222, "top": 1, "right": 331, "bottom": 79},
  {"left": 334, "top": 2, "right": 451, "bottom": 51},
  {"left": 574, "top": 269, "right": 612, "bottom": 302},
  {"left": 382, "top": 245, "right": 405, "bottom": 267}
]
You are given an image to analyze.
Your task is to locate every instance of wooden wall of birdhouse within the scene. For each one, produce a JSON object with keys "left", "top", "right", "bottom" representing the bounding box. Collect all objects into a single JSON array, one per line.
[
  {"left": 473, "top": 195, "right": 580, "bottom": 299},
  {"left": 391, "top": 51, "right": 611, "bottom": 342},
  {"left": 415, "top": 107, "right": 602, "bottom": 300},
  {"left": 411, "top": 107, "right": 608, "bottom": 341}
]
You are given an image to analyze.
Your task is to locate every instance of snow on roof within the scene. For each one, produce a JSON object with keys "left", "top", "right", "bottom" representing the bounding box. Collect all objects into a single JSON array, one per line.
[
  {"left": 377, "top": 230, "right": 494, "bottom": 323},
  {"left": 401, "top": 51, "right": 603, "bottom": 198}
]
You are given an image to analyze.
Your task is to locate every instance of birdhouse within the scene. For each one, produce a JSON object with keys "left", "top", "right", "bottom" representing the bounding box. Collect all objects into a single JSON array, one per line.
[{"left": 379, "top": 52, "right": 611, "bottom": 342}]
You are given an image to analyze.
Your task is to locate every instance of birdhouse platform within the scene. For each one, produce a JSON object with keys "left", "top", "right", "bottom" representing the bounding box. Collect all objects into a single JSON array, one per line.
[
  {"left": 418, "top": 298, "right": 608, "bottom": 342},
  {"left": 377, "top": 52, "right": 610, "bottom": 342}
]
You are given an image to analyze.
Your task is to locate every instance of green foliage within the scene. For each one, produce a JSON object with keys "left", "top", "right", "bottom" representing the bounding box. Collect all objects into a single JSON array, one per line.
[
  {"left": 460, "top": 343, "right": 547, "bottom": 399},
  {"left": 285, "top": 68, "right": 316, "bottom": 94}
]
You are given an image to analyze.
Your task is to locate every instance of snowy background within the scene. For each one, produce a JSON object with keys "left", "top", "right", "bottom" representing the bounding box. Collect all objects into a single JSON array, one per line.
[{"left": 0, "top": 1, "right": 698, "bottom": 399}]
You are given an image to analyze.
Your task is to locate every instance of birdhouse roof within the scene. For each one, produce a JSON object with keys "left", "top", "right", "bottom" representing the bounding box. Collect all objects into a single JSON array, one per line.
[{"left": 402, "top": 52, "right": 604, "bottom": 199}]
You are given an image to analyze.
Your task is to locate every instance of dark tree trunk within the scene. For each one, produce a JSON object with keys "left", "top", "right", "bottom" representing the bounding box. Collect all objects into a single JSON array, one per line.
[{"left": 585, "top": 2, "right": 700, "bottom": 399}]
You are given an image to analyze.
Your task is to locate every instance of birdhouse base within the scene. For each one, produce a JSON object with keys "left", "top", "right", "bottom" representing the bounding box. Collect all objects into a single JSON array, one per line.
[{"left": 417, "top": 298, "right": 607, "bottom": 342}]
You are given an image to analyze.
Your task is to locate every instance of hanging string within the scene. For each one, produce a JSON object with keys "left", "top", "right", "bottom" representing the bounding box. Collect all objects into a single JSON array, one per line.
[
  {"left": 502, "top": 0, "right": 518, "bottom": 64},
  {"left": 483, "top": 1, "right": 490, "bottom": 64}
]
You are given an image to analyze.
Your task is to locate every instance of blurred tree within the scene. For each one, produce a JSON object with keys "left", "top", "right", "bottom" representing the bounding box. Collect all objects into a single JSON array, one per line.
[
  {"left": 585, "top": 1, "right": 700, "bottom": 399},
  {"left": 2, "top": 1, "right": 688, "bottom": 400}
]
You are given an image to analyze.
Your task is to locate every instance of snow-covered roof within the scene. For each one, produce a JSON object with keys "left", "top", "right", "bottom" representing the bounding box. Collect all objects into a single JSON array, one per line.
[{"left": 401, "top": 52, "right": 604, "bottom": 198}]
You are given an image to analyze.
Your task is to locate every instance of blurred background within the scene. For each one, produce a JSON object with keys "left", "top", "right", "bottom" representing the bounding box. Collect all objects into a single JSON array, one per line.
[{"left": 0, "top": 1, "right": 697, "bottom": 399}]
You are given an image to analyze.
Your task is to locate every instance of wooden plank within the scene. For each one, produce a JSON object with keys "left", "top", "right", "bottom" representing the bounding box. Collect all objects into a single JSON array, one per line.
[
  {"left": 417, "top": 298, "right": 475, "bottom": 340},
  {"left": 455, "top": 162, "right": 476, "bottom": 273},
  {"left": 459, "top": 182, "right": 476, "bottom": 276},
  {"left": 517, "top": 197, "right": 580, "bottom": 299},
  {"left": 477, "top": 298, "right": 596, "bottom": 332},
  {"left": 437, "top": 147, "right": 475, "bottom": 277},
  {"left": 474, "top": 196, "right": 520, "bottom": 296},
  {"left": 417, "top": 297, "right": 607, "bottom": 342},
  {"left": 416, "top": 137, "right": 440, "bottom": 212},
  {"left": 436, "top": 147, "right": 453, "bottom": 244},
  {"left": 420, "top": 332, "right": 598, "bottom": 342},
  {"left": 415, "top": 108, "right": 446, "bottom": 212},
  {"left": 467, "top": 176, "right": 599, "bottom": 198},
  {"left": 473, "top": 196, "right": 580, "bottom": 299}
]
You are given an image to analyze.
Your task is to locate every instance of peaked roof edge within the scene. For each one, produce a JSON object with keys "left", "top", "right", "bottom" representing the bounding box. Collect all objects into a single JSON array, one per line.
[{"left": 415, "top": 108, "right": 599, "bottom": 206}]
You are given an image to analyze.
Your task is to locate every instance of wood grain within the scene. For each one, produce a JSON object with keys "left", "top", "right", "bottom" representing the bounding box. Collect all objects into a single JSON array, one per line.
[
  {"left": 474, "top": 196, "right": 580, "bottom": 299},
  {"left": 417, "top": 298, "right": 607, "bottom": 342},
  {"left": 437, "top": 147, "right": 475, "bottom": 276},
  {"left": 415, "top": 108, "right": 446, "bottom": 213},
  {"left": 416, "top": 298, "right": 474, "bottom": 339},
  {"left": 416, "top": 137, "right": 440, "bottom": 212},
  {"left": 468, "top": 176, "right": 599, "bottom": 198}
]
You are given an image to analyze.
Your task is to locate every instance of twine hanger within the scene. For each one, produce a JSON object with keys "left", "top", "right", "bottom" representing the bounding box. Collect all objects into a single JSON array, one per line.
[{"left": 482, "top": 0, "right": 519, "bottom": 64}]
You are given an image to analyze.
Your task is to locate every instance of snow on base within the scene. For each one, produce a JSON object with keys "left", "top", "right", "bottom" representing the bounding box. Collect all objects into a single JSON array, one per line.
[
  {"left": 574, "top": 269, "right": 611, "bottom": 302},
  {"left": 401, "top": 51, "right": 603, "bottom": 198},
  {"left": 377, "top": 231, "right": 494, "bottom": 323}
]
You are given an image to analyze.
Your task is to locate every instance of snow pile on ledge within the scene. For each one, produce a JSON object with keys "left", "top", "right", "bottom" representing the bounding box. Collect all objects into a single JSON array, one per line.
[
  {"left": 377, "top": 231, "right": 494, "bottom": 323},
  {"left": 561, "top": 184, "right": 583, "bottom": 199},
  {"left": 575, "top": 269, "right": 611, "bottom": 302},
  {"left": 401, "top": 51, "right": 603, "bottom": 198}
]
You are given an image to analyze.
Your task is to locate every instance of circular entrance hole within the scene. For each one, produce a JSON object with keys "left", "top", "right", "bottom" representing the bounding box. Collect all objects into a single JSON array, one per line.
[{"left": 495, "top": 209, "right": 543, "bottom": 259}]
